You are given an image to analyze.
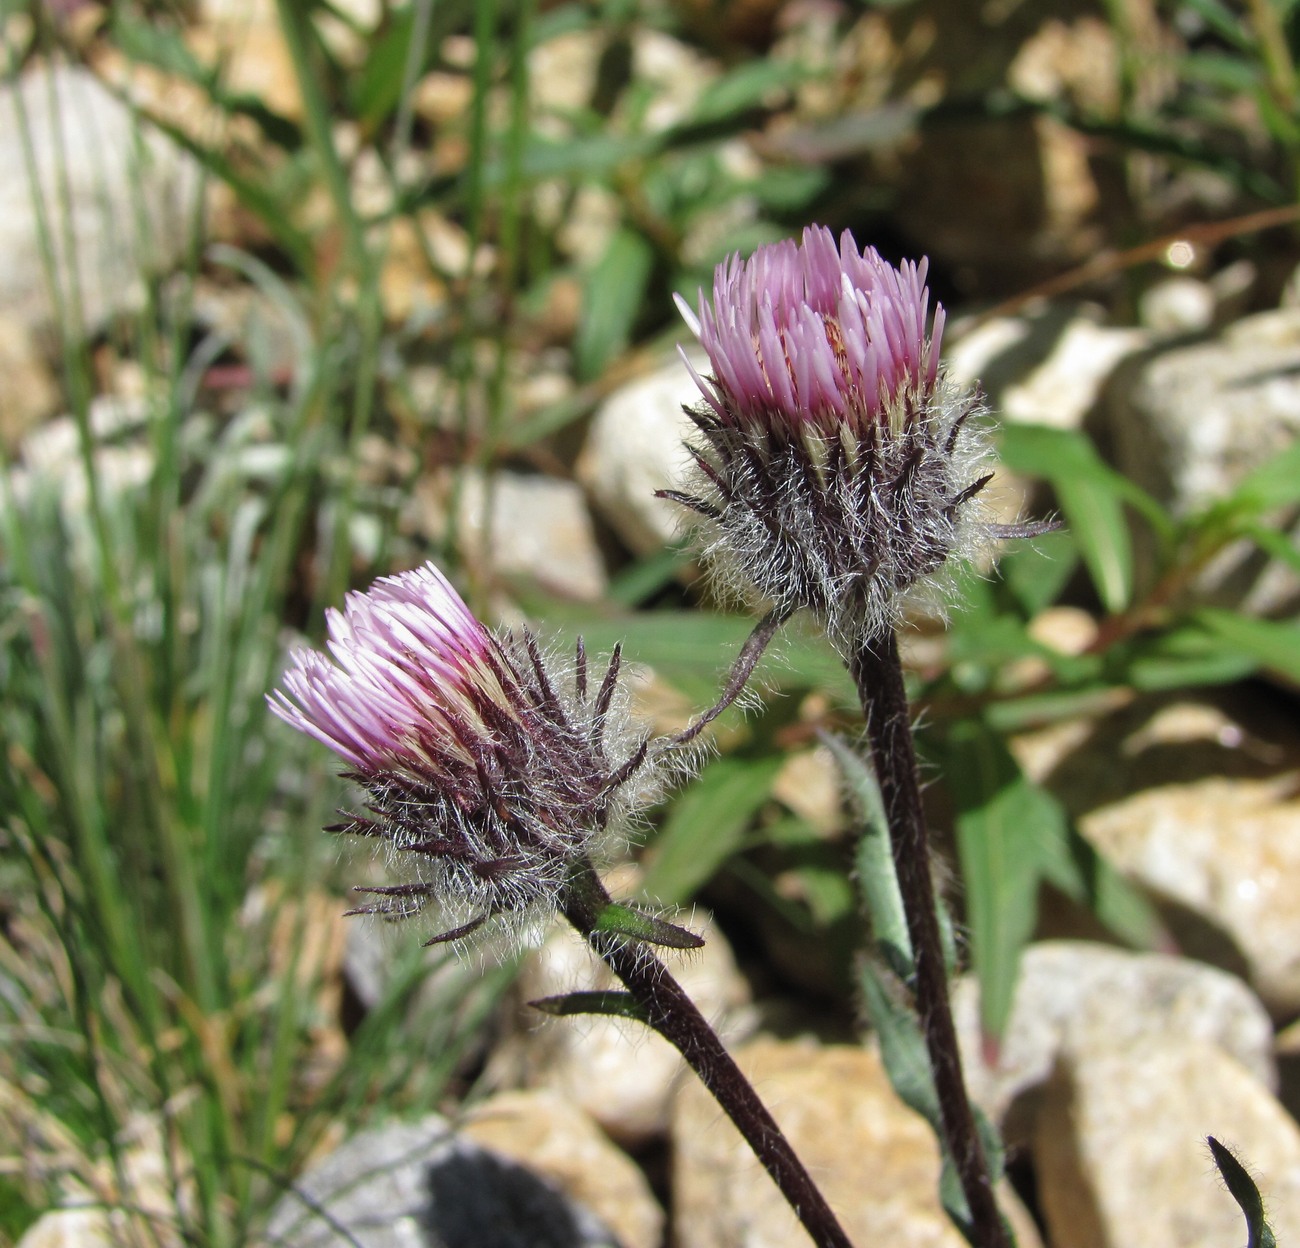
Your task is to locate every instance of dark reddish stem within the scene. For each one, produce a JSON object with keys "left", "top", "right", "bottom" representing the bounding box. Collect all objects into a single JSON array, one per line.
[
  {"left": 562, "top": 866, "right": 856, "bottom": 1248},
  {"left": 849, "top": 630, "right": 1008, "bottom": 1248}
]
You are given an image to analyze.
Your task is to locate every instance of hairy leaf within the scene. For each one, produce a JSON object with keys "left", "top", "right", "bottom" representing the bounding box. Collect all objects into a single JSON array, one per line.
[{"left": 1208, "top": 1136, "right": 1277, "bottom": 1248}]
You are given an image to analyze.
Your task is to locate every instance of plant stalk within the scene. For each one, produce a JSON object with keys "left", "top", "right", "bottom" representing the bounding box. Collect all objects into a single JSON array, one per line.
[
  {"left": 562, "top": 866, "right": 856, "bottom": 1248},
  {"left": 849, "top": 629, "right": 1008, "bottom": 1248}
]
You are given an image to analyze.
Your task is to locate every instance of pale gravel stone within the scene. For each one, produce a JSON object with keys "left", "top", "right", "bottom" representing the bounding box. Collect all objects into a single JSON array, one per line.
[
  {"left": 1082, "top": 776, "right": 1300, "bottom": 1013},
  {"left": 1011, "top": 695, "right": 1300, "bottom": 1015},
  {"left": 577, "top": 353, "right": 703, "bottom": 556},
  {"left": 491, "top": 912, "right": 754, "bottom": 1146},
  {"left": 1036, "top": 1038, "right": 1300, "bottom": 1248},
  {"left": 0, "top": 66, "right": 201, "bottom": 334},
  {"left": 954, "top": 941, "right": 1275, "bottom": 1146},
  {"left": 265, "top": 1115, "right": 622, "bottom": 1247},
  {"left": 671, "top": 1039, "right": 1042, "bottom": 1248},
  {"left": 1106, "top": 305, "right": 1300, "bottom": 614},
  {"left": 16, "top": 1211, "right": 121, "bottom": 1248},
  {"left": 1139, "top": 275, "right": 1216, "bottom": 335},
  {"left": 0, "top": 312, "right": 59, "bottom": 447},
  {"left": 266, "top": 1117, "right": 453, "bottom": 1248},
  {"left": 946, "top": 306, "right": 1147, "bottom": 432},
  {"left": 411, "top": 468, "right": 608, "bottom": 602}
]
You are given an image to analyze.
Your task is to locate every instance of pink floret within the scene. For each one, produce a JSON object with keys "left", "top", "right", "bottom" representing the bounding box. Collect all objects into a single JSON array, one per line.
[
  {"left": 269, "top": 562, "right": 508, "bottom": 775},
  {"left": 678, "top": 225, "right": 944, "bottom": 430}
]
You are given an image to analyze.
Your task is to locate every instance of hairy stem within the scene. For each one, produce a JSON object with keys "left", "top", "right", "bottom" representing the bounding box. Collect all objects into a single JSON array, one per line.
[
  {"left": 562, "top": 865, "right": 856, "bottom": 1248},
  {"left": 849, "top": 630, "right": 1007, "bottom": 1248}
]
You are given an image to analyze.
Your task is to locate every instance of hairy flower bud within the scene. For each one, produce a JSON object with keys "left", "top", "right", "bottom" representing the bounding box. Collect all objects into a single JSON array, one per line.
[
  {"left": 669, "top": 225, "right": 1023, "bottom": 646},
  {"left": 269, "top": 563, "right": 650, "bottom": 948}
]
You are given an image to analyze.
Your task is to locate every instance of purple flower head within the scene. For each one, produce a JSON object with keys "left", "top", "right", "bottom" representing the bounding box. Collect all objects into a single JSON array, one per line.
[
  {"left": 270, "top": 563, "right": 651, "bottom": 947},
  {"left": 668, "top": 225, "right": 1025, "bottom": 645},
  {"left": 676, "top": 226, "right": 944, "bottom": 435}
]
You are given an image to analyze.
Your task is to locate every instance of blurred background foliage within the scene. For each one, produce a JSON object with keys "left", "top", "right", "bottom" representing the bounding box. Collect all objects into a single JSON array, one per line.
[{"left": 1, "top": 0, "right": 1299, "bottom": 1240}]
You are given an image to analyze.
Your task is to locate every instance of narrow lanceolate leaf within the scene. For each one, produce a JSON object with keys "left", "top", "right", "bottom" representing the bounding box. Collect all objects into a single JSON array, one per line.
[
  {"left": 1192, "top": 609, "right": 1300, "bottom": 684},
  {"left": 820, "top": 731, "right": 912, "bottom": 975},
  {"left": 998, "top": 424, "right": 1166, "bottom": 614},
  {"left": 860, "top": 964, "right": 939, "bottom": 1124},
  {"left": 1208, "top": 1137, "right": 1277, "bottom": 1248},
  {"left": 528, "top": 992, "right": 649, "bottom": 1024},
  {"left": 593, "top": 902, "right": 705, "bottom": 950},
  {"left": 1206, "top": 437, "right": 1300, "bottom": 516},
  {"left": 641, "top": 754, "right": 784, "bottom": 904},
  {"left": 859, "top": 962, "right": 1007, "bottom": 1246},
  {"left": 575, "top": 227, "right": 655, "bottom": 382},
  {"left": 528, "top": 607, "right": 852, "bottom": 706},
  {"left": 1053, "top": 470, "right": 1133, "bottom": 613},
  {"left": 943, "top": 718, "right": 1045, "bottom": 1044},
  {"left": 947, "top": 717, "right": 1166, "bottom": 999}
]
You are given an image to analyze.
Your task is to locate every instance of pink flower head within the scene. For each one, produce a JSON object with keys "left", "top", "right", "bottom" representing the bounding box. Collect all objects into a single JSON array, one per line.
[
  {"left": 676, "top": 226, "right": 945, "bottom": 434},
  {"left": 666, "top": 225, "right": 1016, "bottom": 645},
  {"left": 271, "top": 564, "right": 513, "bottom": 777},
  {"left": 270, "top": 563, "right": 648, "bottom": 946}
]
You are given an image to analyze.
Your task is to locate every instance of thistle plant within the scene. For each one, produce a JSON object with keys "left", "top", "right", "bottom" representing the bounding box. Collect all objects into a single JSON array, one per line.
[
  {"left": 271, "top": 226, "right": 1049, "bottom": 1248},
  {"left": 271, "top": 562, "right": 854, "bottom": 1248},
  {"left": 669, "top": 225, "right": 1051, "bottom": 1248}
]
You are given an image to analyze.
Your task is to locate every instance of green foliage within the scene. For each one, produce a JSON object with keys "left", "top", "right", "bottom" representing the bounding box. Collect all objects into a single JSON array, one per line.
[
  {"left": 592, "top": 901, "right": 706, "bottom": 948},
  {"left": 1052, "top": 0, "right": 1300, "bottom": 202},
  {"left": 575, "top": 226, "right": 655, "bottom": 380},
  {"left": 529, "top": 990, "right": 649, "bottom": 1022},
  {"left": 859, "top": 965, "right": 1012, "bottom": 1246},
  {"left": 641, "top": 753, "right": 786, "bottom": 904},
  {"left": 839, "top": 742, "right": 1011, "bottom": 1245}
]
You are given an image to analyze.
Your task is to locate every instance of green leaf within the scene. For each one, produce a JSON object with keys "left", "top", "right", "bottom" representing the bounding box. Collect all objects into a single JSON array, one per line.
[
  {"left": 1177, "top": 0, "right": 1251, "bottom": 49},
  {"left": 686, "top": 58, "right": 809, "bottom": 126},
  {"left": 982, "top": 686, "right": 1130, "bottom": 734},
  {"left": 1208, "top": 1137, "right": 1277, "bottom": 1248},
  {"left": 791, "top": 861, "right": 859, "bottom": 929},
  {"left": 859, "top": 962, "right": 1008, "bottom": 1246},
  {"left": 1193, "top": 440, "right": 1300, "bottom": 535},
  {"left": 641, "top": 754, "right": 784, "bottom": 904},
  {"left": 860, "top": 963, "right": 939, "bottom": 1123},
  {"left": 1180, "top": 50, "right": 1264, "bottom": 92},
  {"left": 112, "top": 11, "right": 303, "bottom": 152},
  {"left": 996, "top": 528, "right": 1079, "bottom": 616},
  {"left": 519, "top": 131, "right": 664, "bottom": 181},
  {"left": 1032, "top": 791, "right": 1165, "bottom": 953},
  {"left": 1240, "top": 520, "right": 1300, "bottom": 577},
  {"left": 351, "top": 7, "right": 419, "bottom": 127},
  {"left": 529, "top": 991, "right": 649, "bottom": 1023},
  {"left": 351, "top": 0, "right": 475, "bottom": 127},
  {"left": 112, "top": 12, "right": 208, "bottom": 80},
  {"left": 822, "top": 732, "right": 911, "bottom": 973},
  {"left": 593, "top": 902, "right": 705, "bottom": 949},
  {"left": 748, "top": 166, "right": 830, "bottom": 212},
  {"left": 1192, "top": 610, "right": 1300, "bottom": 684},
  {"left": 998, "top": 424, "right": 1168, "bottom": 613},
  {"left": 605, "top": 544, "right": 692, "bottom": 607},
  {"left": 943, "top": 719, "right": 1047, "bottom": 1042},
  {"left": 575, "top": 227, "right": 655, "bottom": 381},
  {"left": 1122, "top": 623, "right": 1260, "bottom": 691},
  {"left": 524, "top": 606, "right": 851, "bottom": 706}
]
